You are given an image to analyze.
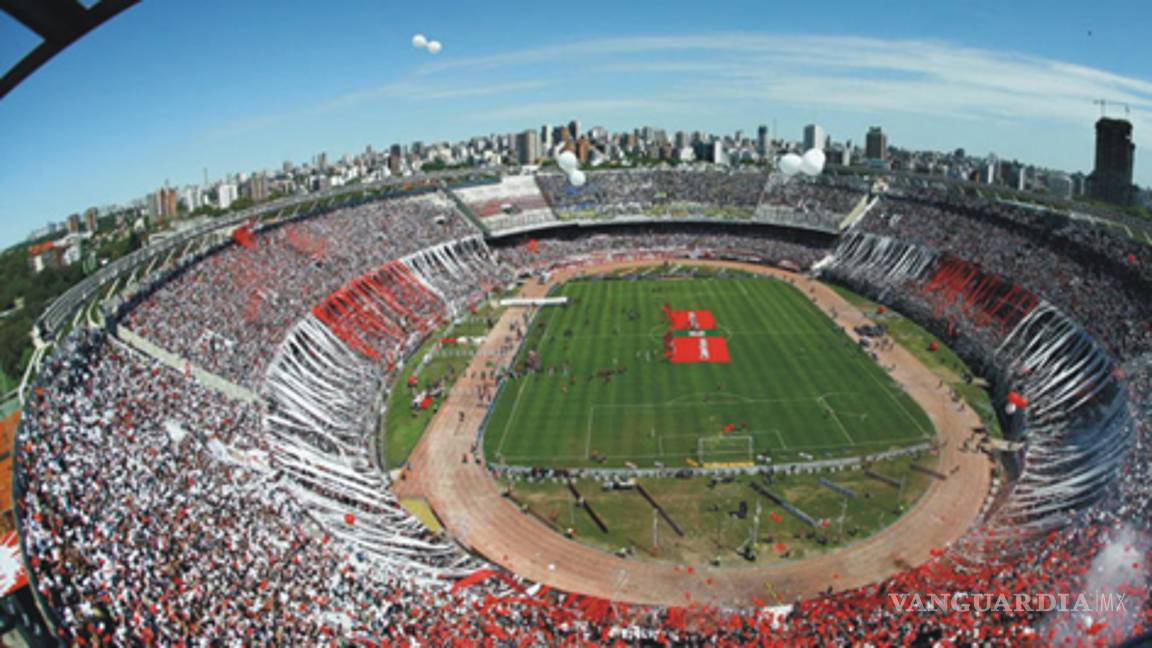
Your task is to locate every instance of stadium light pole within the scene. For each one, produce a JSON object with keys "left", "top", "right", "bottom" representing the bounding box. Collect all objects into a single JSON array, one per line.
[
  {"left": 750, "top": 500, "right": 762, "bottom": 556},
  {"left": 837, "top": 496, "right": 848, "bottom": 542}
]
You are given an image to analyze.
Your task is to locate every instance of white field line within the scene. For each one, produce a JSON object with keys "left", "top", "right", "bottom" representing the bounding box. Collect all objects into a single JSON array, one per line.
[
  {"left": 494, "top": 378, "right": 531, "bottom": 459},
  {"left": 501, "top": 434, "right": 926, "bottom": 464}
]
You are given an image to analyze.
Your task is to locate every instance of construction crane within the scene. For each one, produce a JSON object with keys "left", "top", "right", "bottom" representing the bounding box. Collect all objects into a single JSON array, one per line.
[{"left": 1094, "top": 99, "right": 1132, "bottom": 118}]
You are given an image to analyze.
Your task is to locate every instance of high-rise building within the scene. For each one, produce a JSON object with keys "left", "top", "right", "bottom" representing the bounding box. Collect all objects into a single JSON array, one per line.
[
  {"left": 67, "top": 213, "right": 81, "bottom": 233},
  {"left": 1088, "top": 117, "right": 1135, "bottom": 206},
  {"left": 84, "top": 207, "right": 98, "bottom": 233},
  {"left": 387, "top": 144, "right": 404, "bottom": 176},
  {"left": 576, "top": 136, "right": 590, "bottom": 163},
  {"left": 710, "top": 140, "right": 726, "bottom": 165},
  {"left": 826, "top": 145, "right": 850, "bottom": 167},
  {"left": 181, "top": 186, "right": 204, "bottom": 211},
  {"left": 757, "top": 125, "right": 769, "bottom": 156},
  {"left": 981, "top": 158, "right": 998, "bottom": 185},
  {"left": 568, "top": 120, "right": 580, "bottom": 140},
  {"left": 540, "top": 125, "right": 553, "bottom": 151},
  {"left": 148, "top": 188, "right": 178, "bottom": 221},
  {"left": 865, "top": 127, "right": 888, "bottom": 161},
  {"left": 217, "top": 183, "right": 238, "bottom": 210},
  {"left": 161, "top": 187, "right": 178, "bottom": 219},
  {"left": 316, "top": 152, "right": 328, "bottom": 169},
  {"left": 243, "top": 174, "right": 269, "bottom": 202},
  {"left": 1071, "top": 172, "right": 1087, "bottom": 197},
  {"left": 1046, "top": 173, "right": 1073, "bottom": 199},
  {"left": 515, "top": 129, "right": 540, "bottom": 165},
  {"left": 803, "top": 124, "right": 825, "bottom": 151},
  {"left": 148, "top": 192, "right": 163, "bottom": 220}
]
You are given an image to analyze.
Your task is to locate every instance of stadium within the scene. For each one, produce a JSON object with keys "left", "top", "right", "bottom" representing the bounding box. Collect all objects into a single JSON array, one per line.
[{"left": 7, "top": 162, "right": 1151, "bottom": 646}]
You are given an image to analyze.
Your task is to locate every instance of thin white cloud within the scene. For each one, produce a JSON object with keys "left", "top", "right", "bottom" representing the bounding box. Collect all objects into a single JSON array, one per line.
[
  {"left": 416, "top": 33, "right": 1152, "bottom": 145},
  {"left": 319, "top": 80, "right": 551, "bottom": 111},
  {"left": 206, "top": 32, "right": 1152, "bottom": 181},
  {"left": 470, "top": 99, "right": 711, "bottom": 123},
  {"left": 207, "top": 80, "right": 552, "bottom": 140}
]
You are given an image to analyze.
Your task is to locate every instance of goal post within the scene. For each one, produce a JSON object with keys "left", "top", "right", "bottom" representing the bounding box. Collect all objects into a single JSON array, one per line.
[{"left": 697, "top": 435, "right": 755, "bottom": 467}]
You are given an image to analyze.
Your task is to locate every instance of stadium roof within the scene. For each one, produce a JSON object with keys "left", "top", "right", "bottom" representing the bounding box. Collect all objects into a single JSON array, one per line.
[{"left": 0, "top": 0, "right": 138, "bottom": 99}]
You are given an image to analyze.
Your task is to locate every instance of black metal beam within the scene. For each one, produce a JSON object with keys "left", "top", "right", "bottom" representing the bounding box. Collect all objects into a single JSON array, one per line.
[{"left": 0, "top": 0, "right": 139, "bottom": 99}]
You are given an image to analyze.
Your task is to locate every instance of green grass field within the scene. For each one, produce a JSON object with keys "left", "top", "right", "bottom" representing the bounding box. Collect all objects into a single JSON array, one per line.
[
  {"left": 382, "top": 301, "right": 505, "bottom": 469},
  {"left": 503, "top": 451, "right": 937, "bottom": 566},
  {"left": 483, "top": 276, "right": 934, "bottom": 468},
  {"left": 825, "top": 283, "right": 1002, "bottom": 439}
]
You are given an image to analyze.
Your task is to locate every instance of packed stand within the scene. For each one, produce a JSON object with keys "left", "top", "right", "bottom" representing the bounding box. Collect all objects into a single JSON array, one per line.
[
  {"left": 754, "top": 175, "right": 870, "bottom": 231},
  {"left": 123, "top": 193, "right": 477, "bottom": 389},
  {"left": 858, "top": 194, "right": 1152, "bottom": 360},
  {"left": 15, "top": 331, "right": 436, "bottom": 643},
  {"left": 16, "top": 329, "right": 1152, "bottom": 646},
  {"left": 400, "top": 237, "right": 514, "bottom": 310},
  {"left": 18, "top": 206, "right": 1152, "bottom": 645},
  {"left": 494, "top": 227, "right": 833, "bottom": 273},
  {"left": 536, "top": 169, "right": 764, "bottom": 221},
  {"left": 451, "top": 176, "right": 558, "bottom": 233}
]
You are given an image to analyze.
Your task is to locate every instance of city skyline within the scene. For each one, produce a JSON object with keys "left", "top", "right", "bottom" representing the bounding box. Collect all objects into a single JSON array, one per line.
[{"left": 2, "top": 0, "right": 1151, "bottom": 248}]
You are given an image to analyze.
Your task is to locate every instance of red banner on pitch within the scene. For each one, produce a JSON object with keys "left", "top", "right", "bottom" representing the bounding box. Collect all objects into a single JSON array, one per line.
[
  {"left": 667, "top": 310, "right": 716, "bottom": 331},
  {"left": 669, "top": 337, "right": 730, "bottom": 363}
]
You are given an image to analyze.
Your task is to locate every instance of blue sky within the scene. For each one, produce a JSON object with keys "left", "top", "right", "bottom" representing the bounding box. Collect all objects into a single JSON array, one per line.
[{"left": 1, "top": 0, "right": 1150, "bottom": 248}]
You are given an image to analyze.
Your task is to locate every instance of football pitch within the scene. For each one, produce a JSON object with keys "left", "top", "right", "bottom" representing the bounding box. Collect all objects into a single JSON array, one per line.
[{"left": 483, "top": 275, "right": 934, "bottom": 468}]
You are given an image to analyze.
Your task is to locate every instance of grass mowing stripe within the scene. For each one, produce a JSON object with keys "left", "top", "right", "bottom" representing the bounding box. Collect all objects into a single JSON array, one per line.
[{"left": 483, "top": 275, "right": 934, "bottom": 468}]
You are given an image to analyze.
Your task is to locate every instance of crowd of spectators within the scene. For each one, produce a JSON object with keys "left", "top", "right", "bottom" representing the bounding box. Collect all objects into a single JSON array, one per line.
[
  {"left": 18, "top": 330, "right": 406, "bottom": 643},
  {"left": 15, "top": 177, "right": 1152, "bottom": 644},
  {"left": 536, "top": 169, "right": 764, "bottom": 221},
  {"left": 754, "top": 176, "right": 869, "bottom": 231},
  {"left": 859, "top": 194, "right": 1152, "bottom": 360},
  {"left": 532, "top": 169, "right": 868, "bottom": 233},
  {"left": 452, "top": 176, "right": 557, "bottom": 233},
  {"left": 17, "top": 330, "right": 1152, "bottom": 645},
  {"left": 401, "top": 237, "right": 515, "bottom": 309},
  {"left": 124, "top": 193, "right": 477, "bottom": 389},
  {"left": 494, "top": 227, "right": 834, "bottom": 273}
]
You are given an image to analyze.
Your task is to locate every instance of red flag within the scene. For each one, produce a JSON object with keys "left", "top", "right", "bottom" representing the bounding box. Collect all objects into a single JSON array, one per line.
[{"left": 232, "top": 225, "right": 256, "bottom": 249}]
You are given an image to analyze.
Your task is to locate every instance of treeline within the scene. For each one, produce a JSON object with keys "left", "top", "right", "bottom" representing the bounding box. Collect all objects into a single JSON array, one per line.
[{"left": 0, "top": 247, "right": 86, "bottom": 383}]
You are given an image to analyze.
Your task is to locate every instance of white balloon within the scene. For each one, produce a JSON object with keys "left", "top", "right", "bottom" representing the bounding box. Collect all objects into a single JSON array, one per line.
[
  {"left": 557, "top": 150, "right": 579, "bottom": 172},
  {"left": 777, "top": 153, "right": 803, "bottom": 176},
  {"left": 800, "top": 148, "right": 826, "bottom": 176},
  {"left": 1005, "top": 402, "right": 1017, "bottom": 415},
  {"left": 426, "top": 40, "right": 442, "bottom": 54},
  {"left": 411, "top": 34, "right": 428, "bottom": 49},
  {"left": 568, "top": 170, "right": 587, "bottom": 187}
]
